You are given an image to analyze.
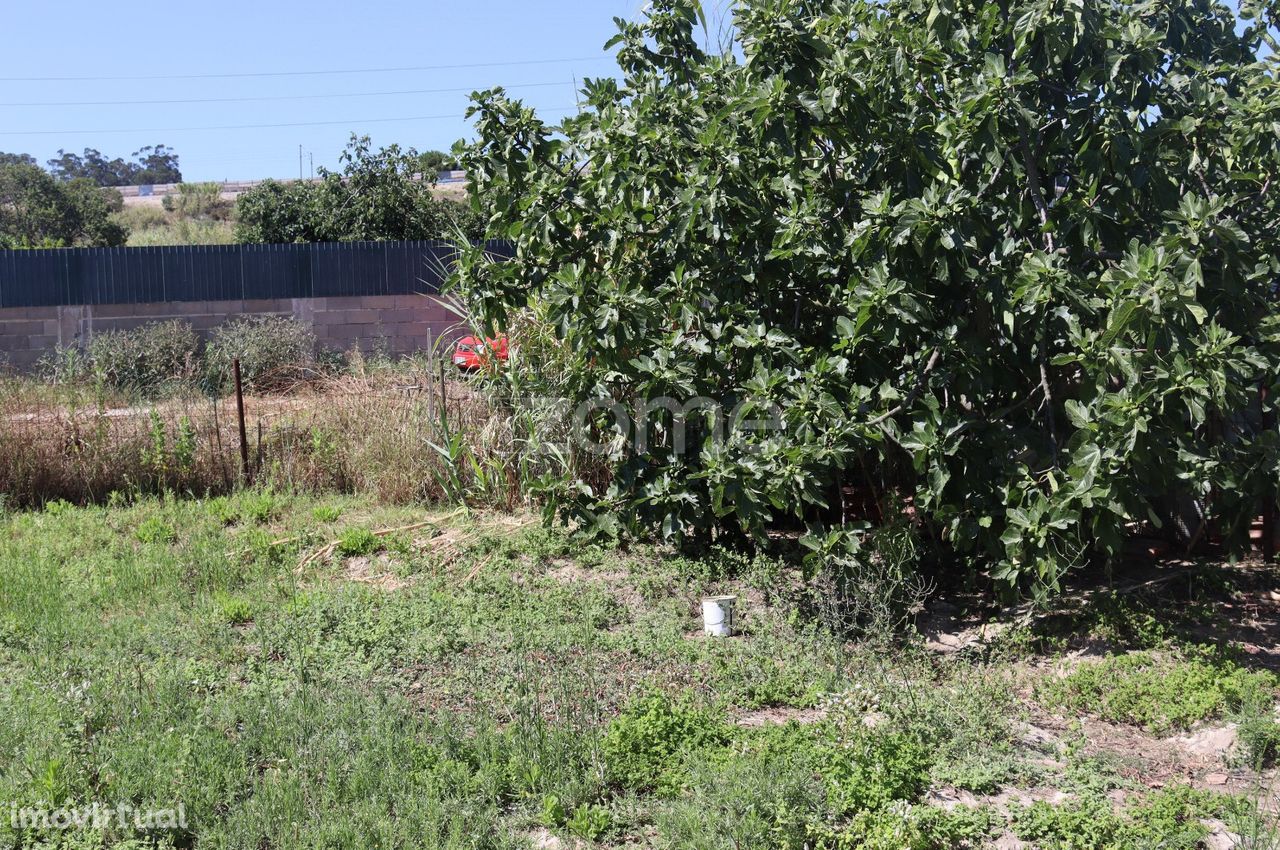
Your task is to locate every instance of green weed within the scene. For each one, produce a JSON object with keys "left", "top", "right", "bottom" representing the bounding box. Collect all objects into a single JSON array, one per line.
[
  {"left": 134, "top": 515, "right": 176, "bottom": 544},
  {"left": 313, "top": 505, "right": 343, "bottom": 523},
  {"left": 1038, "top": 651, "right": 1277, "bottom": 734},
  {"left": 601, "top": 691, "right": 732, "bottom": 794},
  {"left": 336, "top": 527, "right": 381, "bottom": 557}
]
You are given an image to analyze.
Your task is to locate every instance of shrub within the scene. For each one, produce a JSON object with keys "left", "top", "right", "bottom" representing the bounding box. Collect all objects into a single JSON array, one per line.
[
  {"left": 204, "top": 315, "right": 315, "bottom": 392},
  {"left": 601, "top": 691, "right": 732, "bottom": 793},
  {"left": 233, "top": 135, "right": 484, "bottom": 244},
  {"left": 803, "top": 522, "right": 932, "bottom": 643},
  {"left": 456, "top": 0, "right": 1280, "bottom": 599},
  {"left": 88, "top": 320, "right": 198, "bottom": 396},
  {"left": 162, "top": 182, "right": 232, "bottom": 221}
]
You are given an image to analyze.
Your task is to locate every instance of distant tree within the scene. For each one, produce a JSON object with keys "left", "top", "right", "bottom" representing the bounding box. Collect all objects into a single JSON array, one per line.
[
  {"left": 46, "top": 145, "right": 182, "bottom": 187},
  {"left": 234, "top": 135, "right": 481, "bottom": 244},
  {"left": 0, "top": 152, "right": 36, "bottom": 167},
  {"left": 0, "top": 163, "right": 128, "bottom": 248},
  {"left": 417, "top": 150, "right": 460, "bottom": 174},
  {"left": 131, "top": 145, "right": 182, "bottom": 185}
]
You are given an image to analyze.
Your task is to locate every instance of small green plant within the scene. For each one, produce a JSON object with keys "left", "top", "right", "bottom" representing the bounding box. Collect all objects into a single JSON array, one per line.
[
  {"left": 43, "top": 498, "right": 74, "bottom": 516},
  {"left": 565, "top": 802, "right": 612, "bottom": 842},
  {"left": 174, "top": 417, "right": 197, "bottom": 476},
  {"left": 207, "top": 496, "right": 237, "bottom": 525},
  {"left": 601, "top": 690, "right": 732, "bottom": 794},
  {"left": 214, "top": 592, "right": 255, "bottom": 626},
  {"left": 1014, "top": 786, "right": 1239, "bottom": 850},
  {"left": 313, "top": 505, "right": 342, "bottom": 523},
  {"left": 1235, "top": 713, "right": 1280, "bottom": 769},
  {"left": 141, "top": 409, "right": 168, "bottom": 477},
  {"left": 239, "top": 490, "right": 281, "bottom": 525},
  {"left": 336, "top": 527, "right": 381, "bottom": 557},
  {"left": 539, "top": 794, "right": 611, "bottom": 843},
  {"left": 135, "top": 516, "right": 177, "bottom": 544},
  {"left": 538, "top": 794, "right": 567, "bottom": 828}
]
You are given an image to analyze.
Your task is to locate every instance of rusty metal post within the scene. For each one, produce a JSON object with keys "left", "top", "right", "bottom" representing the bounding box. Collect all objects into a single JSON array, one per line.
[{"left": 233, "top": 358, "right": 251, "bottom": 484}]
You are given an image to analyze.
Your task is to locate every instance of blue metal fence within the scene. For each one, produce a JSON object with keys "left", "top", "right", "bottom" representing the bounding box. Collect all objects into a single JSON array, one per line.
[{"left": 0, "top": 241, "right": 509, "bottom": 308}]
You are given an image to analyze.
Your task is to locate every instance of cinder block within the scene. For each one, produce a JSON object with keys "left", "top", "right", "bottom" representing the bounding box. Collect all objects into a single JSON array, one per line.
[
  {"left": 0, "top": 320, "right": 46, "bottom": 337},
  {"left": 322, "top": 296, "right": 368, "bottom": 311},
  {"left": 242, "top": 299, "right": 291, "bottom": 314},
  {"left": 392, "top": 294, "right": 432, "bottom": 310},
  {"left": 340, "top": 310, "right": 380, "bottom": 325},
  {"left": 24, "top": 334, "right": 59, "bottom": 349},
  {"left": 313, "top": 310, "right": 355, "bottom": 327}
]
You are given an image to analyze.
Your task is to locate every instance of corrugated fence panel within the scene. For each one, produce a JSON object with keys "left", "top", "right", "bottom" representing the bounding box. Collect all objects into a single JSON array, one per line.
[{"left": 0, "top": 240, "right": 488, "bottom": 308}]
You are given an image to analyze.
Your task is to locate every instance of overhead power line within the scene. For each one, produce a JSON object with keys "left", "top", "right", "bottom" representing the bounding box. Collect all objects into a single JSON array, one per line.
[
  {"left": 0, "top": 56, "right": 612, "bottom": 83},
  {"left": 0, "top": 80, "right": 574, "bottom": 108},
  {"left": 0, "top": 108, "right": 577, "bottom": 136}
]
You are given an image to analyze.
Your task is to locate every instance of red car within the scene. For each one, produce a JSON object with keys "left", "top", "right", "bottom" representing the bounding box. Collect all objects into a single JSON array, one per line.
[{"left": 452, "top": 335, "right": 509, "bottom": 370}]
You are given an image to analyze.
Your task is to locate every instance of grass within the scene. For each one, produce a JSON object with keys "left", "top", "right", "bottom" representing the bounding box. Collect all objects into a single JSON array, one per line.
[
  {"left": 1037, "top": 650, "right": 1278, "bottom": 734},
  {"left": 0, "top": 492, "right": 1276, "bottom": 848},
  {"left": 0, "top": 367, "right": 523, "bottom": 510}
]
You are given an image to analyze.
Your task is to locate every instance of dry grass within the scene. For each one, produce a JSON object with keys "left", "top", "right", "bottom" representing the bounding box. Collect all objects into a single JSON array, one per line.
[{"left": 0, "top": 367, "right": 523, "bottom": 510}]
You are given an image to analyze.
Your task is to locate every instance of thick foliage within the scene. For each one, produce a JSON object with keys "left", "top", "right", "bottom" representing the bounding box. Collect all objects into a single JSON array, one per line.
[
  {"left": 87, "top": 320, "right": 199, "bottom": 396},
  {"left": 456, "top": 0, "right": 1280, "bottom": 595},
  {"left": 0, "top": 163, "right": 127, "bottom": 248},
  {"left": 235, "top": 135, "right": 484, "bottom": 244}
]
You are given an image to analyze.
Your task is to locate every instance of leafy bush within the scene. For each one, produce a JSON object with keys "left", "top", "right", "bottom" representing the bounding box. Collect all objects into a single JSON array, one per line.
[
  {"left": 204, "top": 315, "right": 315, "bottom": 391},
  {"left": 0, "top": 162, "right": 127, "bottom": 247},
  {"left": 601, "top": 690, "right": 731, "bottom": 793},
  {"left": 234, "top": 135, "right": 484, "bottom": 244},
  {"left": 88, "top": 320, "right": 198, "bottom": 396},
  {"left": 456, "top": 0, "right": 1280, "bottom": 598}
]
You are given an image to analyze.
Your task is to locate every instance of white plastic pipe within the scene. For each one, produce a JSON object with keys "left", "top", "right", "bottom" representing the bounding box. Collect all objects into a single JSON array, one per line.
[{"left": 702, "top": 595, "right": 737, "bottom": 637}]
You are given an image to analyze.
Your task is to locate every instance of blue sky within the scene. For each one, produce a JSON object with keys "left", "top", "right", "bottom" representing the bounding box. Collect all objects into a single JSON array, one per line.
[{"left": 0, "top": 0, "right": 645, "bottom": 181}]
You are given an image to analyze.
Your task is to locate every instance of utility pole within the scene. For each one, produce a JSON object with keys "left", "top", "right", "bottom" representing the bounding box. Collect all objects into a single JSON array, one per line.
[{"left": 298, "top": 145, "right": 304, "bottom": 180}]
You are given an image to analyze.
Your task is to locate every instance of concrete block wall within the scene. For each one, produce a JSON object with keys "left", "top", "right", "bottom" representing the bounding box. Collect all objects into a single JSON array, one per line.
[{"left": 0, "top": 294, "right": 462, "bottom": 371}]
